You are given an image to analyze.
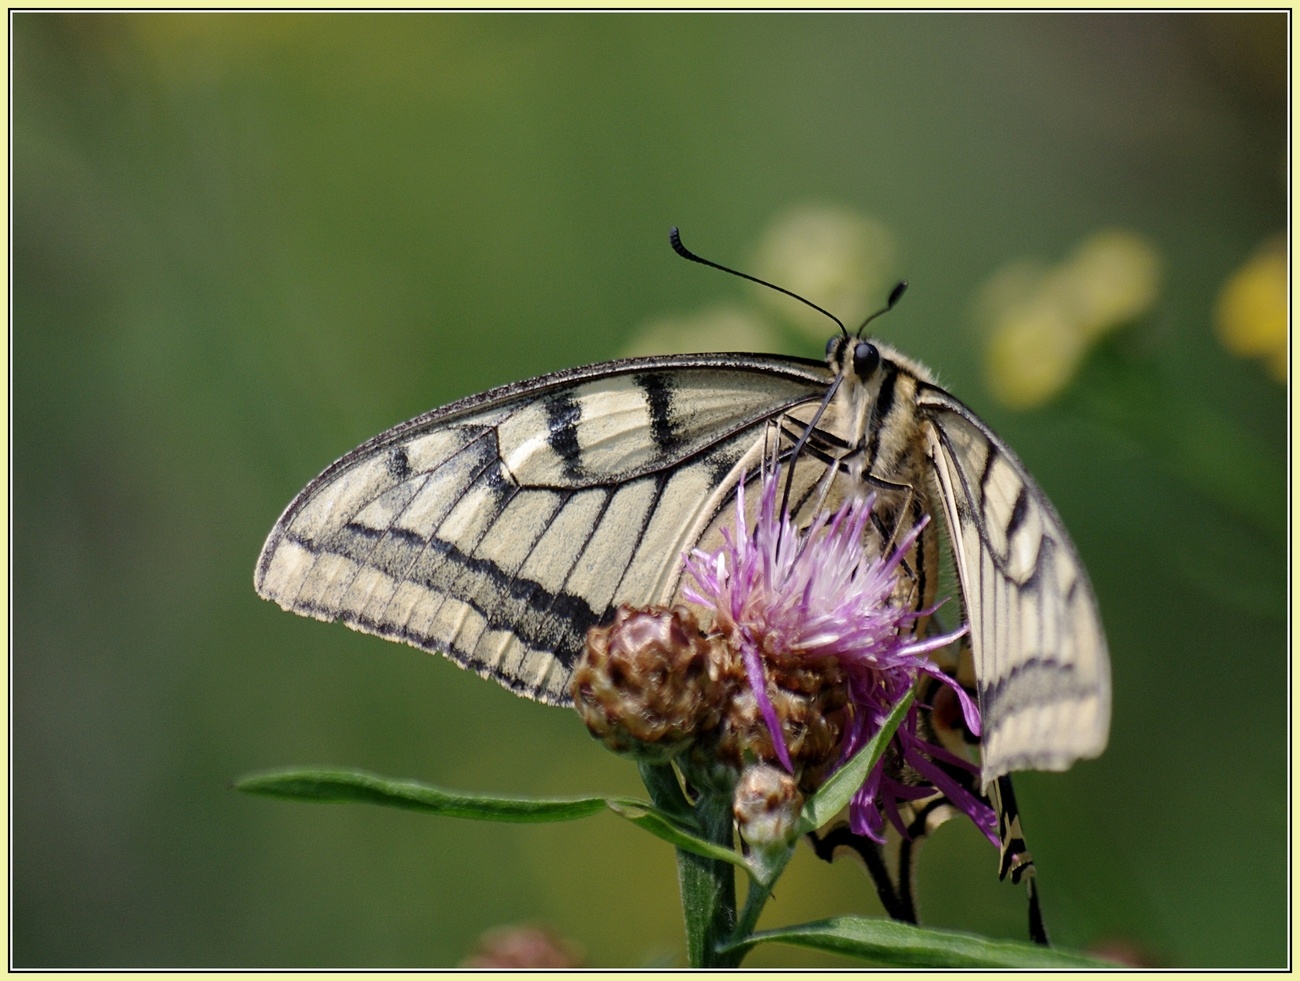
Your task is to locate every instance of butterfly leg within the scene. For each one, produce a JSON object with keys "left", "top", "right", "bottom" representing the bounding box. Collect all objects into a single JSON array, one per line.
[
  {"left": 798, "top": 437, "right": 866, "bottom": 521},
  {"left": 807, "top": 769, "right": 1049, "bottom": 944},
  {"left": 776, "top": 375, "right": 844, "bottom": 517},
  {"left": 762, "top": 416, "right": 866, "bottom": 546},
  {"left": 862, "top": 472, "right": 917, "bottom": 552},
  {"left": 806, "top": 825, "right": 917, "bottom": 923},
  {"left": 861, "top": 471, "right": 934, "bottom": 617}
]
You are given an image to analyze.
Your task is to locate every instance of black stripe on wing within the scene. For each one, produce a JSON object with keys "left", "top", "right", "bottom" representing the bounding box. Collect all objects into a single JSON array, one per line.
[
  {"left": 915, "top": 383, "right": 1110, "bottom": 780},
  {"left": 256, "top": 353, "right": 839, "bottom": 703}
]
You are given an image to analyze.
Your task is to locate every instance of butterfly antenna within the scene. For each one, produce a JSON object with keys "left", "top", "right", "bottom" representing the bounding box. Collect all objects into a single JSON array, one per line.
[
  {"left": 854, "top": 280, "right": 908, "bottom": 337},
  {"left": 670, "top": 227, "right": 848, "bottom": 337},
  {"left": 779, "top": 374, "right": 841, "bottom": 524}
]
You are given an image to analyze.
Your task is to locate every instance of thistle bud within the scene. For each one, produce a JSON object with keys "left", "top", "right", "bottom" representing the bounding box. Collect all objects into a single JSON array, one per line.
[
  {"left": 733, "top": 763, "right": 804, "bottom": 852},
  {"left": 572, "top": 605, "right": 728, "bottom": 761}
]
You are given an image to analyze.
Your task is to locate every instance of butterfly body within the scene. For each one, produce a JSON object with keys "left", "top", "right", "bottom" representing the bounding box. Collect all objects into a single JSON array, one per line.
[{"left": 256, "top": 336, "right": 1110, "bottom": 786}]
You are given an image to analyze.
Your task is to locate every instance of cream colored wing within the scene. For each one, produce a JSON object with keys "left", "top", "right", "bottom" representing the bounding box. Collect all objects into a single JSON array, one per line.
[
  {"left": 917, "top": 385, "right": 1111, "bottom": 786},
  {"left": 255, "top": 354, "right": 829, "bottom": 705}
]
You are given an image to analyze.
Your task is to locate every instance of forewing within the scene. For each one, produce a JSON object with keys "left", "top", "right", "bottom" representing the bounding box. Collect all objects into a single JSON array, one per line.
[
  {"left": 255, "top": 353, "right": 829, "bottom": 705},
  {"left": 917, "top": 386, "right": 1111, "bottom": 785}
]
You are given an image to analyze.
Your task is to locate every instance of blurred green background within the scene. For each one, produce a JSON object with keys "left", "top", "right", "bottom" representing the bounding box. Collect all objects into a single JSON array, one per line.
[{"left": 13, "top": 11, "right": 1287, "bottom": 968}]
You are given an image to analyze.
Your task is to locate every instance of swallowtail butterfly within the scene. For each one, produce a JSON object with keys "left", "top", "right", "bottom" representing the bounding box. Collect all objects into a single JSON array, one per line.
[{"left": 254, "top": 229, "right": 1110, "bottom": 939}]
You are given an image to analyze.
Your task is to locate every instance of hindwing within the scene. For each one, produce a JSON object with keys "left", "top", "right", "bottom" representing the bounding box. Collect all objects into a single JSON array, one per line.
[{"left": 916, "top": 384, "right": 1111, "bottom": 784}]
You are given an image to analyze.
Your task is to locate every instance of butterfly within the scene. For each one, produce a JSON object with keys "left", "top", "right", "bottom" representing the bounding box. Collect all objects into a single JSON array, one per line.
[{"left": 254, "top": 229, "right": 1110, "bottom": 940}]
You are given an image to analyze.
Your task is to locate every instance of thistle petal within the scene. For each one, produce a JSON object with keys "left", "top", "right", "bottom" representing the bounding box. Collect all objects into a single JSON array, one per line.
[{"left": 683, "top": 466, "right": 992, "bottom": 846}]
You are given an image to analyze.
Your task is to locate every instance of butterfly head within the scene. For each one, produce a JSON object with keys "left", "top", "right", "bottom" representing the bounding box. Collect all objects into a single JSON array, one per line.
[{"left": 825, "top": 334, "right": 882, "bottom": 384}]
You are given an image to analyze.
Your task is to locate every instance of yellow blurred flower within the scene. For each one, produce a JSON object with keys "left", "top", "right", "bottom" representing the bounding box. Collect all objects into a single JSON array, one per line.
[
  {"left": 1064, "top": 230, "right": 1164, "bottom": 341},
  {"left": 748, "top": 204, "right": 899, "bottom": 341},
  {"left": 984, "top": 301, "right": 1088, "bottom": 411},
  {"left": 1214, "top": 235, "right": 1287, "bottom": 383},
  {"left": 623, "top": 303, "right": 780, "bottom": 358},
  {"left": 979, "top": 230, "right": 1162, "bottom": 409}
]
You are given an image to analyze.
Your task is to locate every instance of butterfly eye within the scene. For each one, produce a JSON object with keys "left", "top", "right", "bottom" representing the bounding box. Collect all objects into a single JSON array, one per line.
[{"left": 853, "top": 341, "right": 880, "bottom": 379}]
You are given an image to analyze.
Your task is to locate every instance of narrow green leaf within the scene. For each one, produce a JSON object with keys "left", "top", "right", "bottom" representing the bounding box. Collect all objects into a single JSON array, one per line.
[
  {"left": 234, "top": 768, "right": 607, "bottom": 823},
  {"left": 725, "top": 917, "right": 1111, "bottom": 968},
  {"left": 798, "top": 686, "right": 916, "bottom": 833},
  {"left": 606, "top": 799, "right": 749, "bottom": 869},
  {"left": 236, "top": 767, "right": 751, "bottom": 871}
]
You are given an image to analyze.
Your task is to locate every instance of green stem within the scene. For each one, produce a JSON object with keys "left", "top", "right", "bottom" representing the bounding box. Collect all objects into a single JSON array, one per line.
[
  {"left": 638, "top": 763, "right": 740, "bottom": 967},
  {"left": 714, "top": 832, "right": 797, "bottom": 967},
  {"left": 734, "top": 879, "right": 770, "bottom": 941},
  {"left": 679, "top": 791, "right": 740, "bottom": 967}
]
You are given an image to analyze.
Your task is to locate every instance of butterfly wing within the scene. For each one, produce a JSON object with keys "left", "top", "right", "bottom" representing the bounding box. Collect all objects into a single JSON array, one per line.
[
  {"left": 916, "top": 385, "right": 1111, "bottom": 785},
  {"left": 255, "top": 353, "right": 830, "bottom": 705}
]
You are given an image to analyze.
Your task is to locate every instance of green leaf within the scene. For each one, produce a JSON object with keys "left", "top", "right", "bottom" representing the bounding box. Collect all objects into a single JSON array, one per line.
[
  {"left": 234, "top": 768, "right": 607, "bottom": 823},
  {"left": 798, "top": 685, "right": 916, "bottom": 833},
  {"left": 723, "top": 917, "right": 1112, "bottom": 968},
  {"left": 235, "top": 767, "right": 749, "bottom": 870},
  {"left": 237, "top": 766, "right": 753, "bottom": 870},
  {"left": 606, "top": 798, "right": 748, "bottom": 869}
]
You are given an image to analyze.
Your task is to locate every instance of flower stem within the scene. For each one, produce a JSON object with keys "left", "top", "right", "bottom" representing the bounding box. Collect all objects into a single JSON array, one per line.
[
  {"left": 679, "top": 791, "right": 740, "bottom": 967},
  {"left": 732, "top": 881, "right": 770, "bottom": 952},
  {"left": 639, "top": 763, "right": 740, "bottom": 967}
]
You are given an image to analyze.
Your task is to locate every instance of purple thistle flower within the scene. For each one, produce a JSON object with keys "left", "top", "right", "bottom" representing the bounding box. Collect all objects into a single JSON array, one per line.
[{"left": 683, "top": 467, "right": 997, "bottom": 846}]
